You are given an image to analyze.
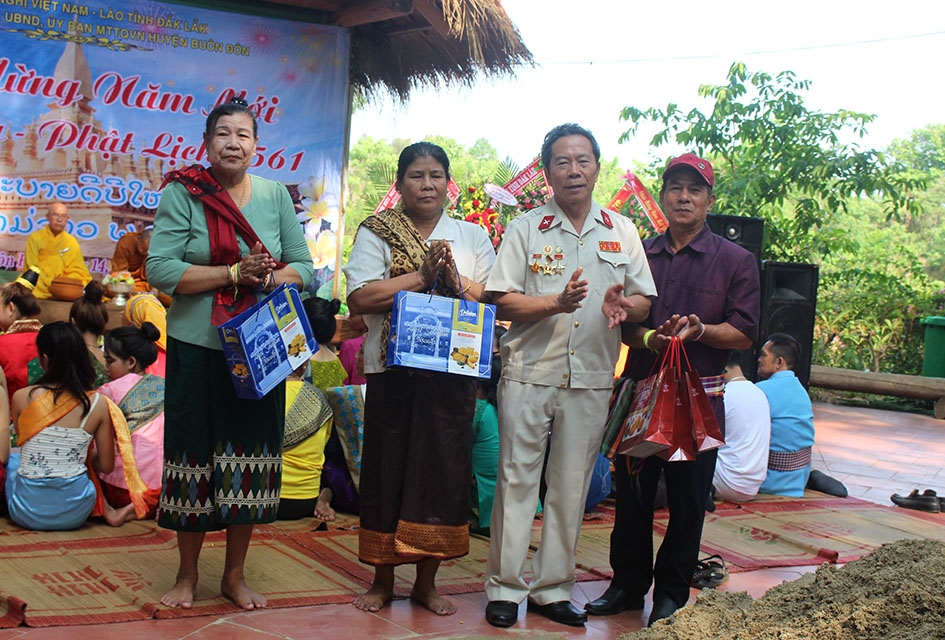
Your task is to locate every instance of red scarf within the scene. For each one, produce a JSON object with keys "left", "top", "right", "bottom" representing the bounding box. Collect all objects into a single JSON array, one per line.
[{"left": 161, "top": 164, "right": 285, "bottom": 324}]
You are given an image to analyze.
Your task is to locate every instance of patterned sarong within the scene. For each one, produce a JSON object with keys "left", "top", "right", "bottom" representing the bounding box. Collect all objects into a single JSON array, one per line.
[
  {"left": 358, "top": 369, "right": 475, "bottom": 565},
  {"left": 158, "top": 338, "right": 284, "bottom": 532}
]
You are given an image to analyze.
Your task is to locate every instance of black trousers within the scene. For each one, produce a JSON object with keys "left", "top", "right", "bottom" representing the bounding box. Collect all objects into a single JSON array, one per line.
[{"left": 609, "top": 448, "right": 718, "bottom": 607}]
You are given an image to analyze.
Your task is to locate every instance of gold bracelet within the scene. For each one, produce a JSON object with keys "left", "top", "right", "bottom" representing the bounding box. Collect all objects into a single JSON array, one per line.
[
  {"left": 229, "top": 263, "right": 240, "bottom": 299},
  {"left": 460, "top": 282, "right": 473, "bottom": 294}
]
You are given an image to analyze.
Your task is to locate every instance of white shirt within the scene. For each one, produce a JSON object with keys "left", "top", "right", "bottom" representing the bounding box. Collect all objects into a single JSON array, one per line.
[
  {"left": 343, "top": 213, "right": 495, "bottom": 375},
  {"left": 714, "top": 379, "right": 771, "bottom": 499}
]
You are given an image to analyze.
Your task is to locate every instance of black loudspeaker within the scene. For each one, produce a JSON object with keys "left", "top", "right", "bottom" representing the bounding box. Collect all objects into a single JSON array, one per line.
[
  {"left": 706, "top": 214, "right": 765, "bottom": 265},
  {"left": 758, "top": 261, "right": 819, "bottom": 388}
]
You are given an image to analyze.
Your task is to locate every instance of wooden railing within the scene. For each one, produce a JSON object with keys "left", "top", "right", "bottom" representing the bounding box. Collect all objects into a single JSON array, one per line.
[{"left": 810, "top": 365, "right": 945, "bottom": 419}]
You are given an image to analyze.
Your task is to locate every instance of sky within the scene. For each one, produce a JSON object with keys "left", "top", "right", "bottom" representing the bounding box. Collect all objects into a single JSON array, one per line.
[{"left": 349, "top": 0, "right": 945, "bottom": 171}]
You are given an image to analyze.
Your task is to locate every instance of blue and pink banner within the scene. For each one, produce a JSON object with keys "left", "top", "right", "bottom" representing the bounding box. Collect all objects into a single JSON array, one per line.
[{"left": 0, "top": 0, "right": 350, "bottom": 296}]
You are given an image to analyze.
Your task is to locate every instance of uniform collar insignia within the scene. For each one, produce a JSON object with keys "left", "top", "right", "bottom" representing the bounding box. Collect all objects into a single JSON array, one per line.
[
  {"left": 600, "top": 210, "right": 614, "bottom": 229},
  {"left": 538, "top": 215, "right": 556, "bottom": 231}
]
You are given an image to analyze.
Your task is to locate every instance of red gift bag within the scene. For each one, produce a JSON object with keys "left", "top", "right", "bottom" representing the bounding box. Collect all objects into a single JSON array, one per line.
[
  {"left": 658, "top": 361, "right": 697, "bottom": 462},
  {"left": 680, "top": 342, "right": 725, "bottom": 452},
  {"left": 618, "top": 339, "right": 680, "bottom": 459}
]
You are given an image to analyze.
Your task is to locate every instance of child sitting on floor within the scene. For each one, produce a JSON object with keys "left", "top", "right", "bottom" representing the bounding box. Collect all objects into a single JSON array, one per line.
[
  {"left": 6, "top": 322, "right": 117, "bottom": 530},
  {"left": 96, "top": 322, "right": 165, "bottom": 525}
]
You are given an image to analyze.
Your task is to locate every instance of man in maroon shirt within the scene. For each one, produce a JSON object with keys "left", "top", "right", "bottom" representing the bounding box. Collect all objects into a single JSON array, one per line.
[{"left": 592, "top": 154, "right": 761, "bottom": 626}]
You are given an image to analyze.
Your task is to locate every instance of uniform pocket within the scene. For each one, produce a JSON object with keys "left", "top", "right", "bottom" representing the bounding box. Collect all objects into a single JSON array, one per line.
[{"left": 594, "top": 250, "right": 631, "bottom": 295}]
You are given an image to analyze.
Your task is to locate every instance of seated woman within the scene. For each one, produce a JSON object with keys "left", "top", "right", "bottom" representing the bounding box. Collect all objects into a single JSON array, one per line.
[
  {"left": 96, "top": 322, "right": 165, "bottom": 525},
  {"left": 276, "top": 359, "right": 333, "bottom": 521},
  {"left": 0, "top": 281, "right": 42, "bottom": 403},
  {"left": 122, "top": 293, "right": 168, "bottom": 377},
  {"left": 6, "top": 322, "right": 116, "bottom": 531},
  {"left": 69, "top": 281, "right": 110, "bottom": 387}
]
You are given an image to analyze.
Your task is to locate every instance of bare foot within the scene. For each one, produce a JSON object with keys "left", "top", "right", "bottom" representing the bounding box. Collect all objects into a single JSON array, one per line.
[
  {"left": 410, "top": 585, "right": 457, "bottom": 616},
  {"left": 103, "top": 502, "right": 137, "bottom": 527},
  {"left": 315, "top": 488, "right": 335, "bottom": 522},
  {"left": 161, "top": 575, "right": 197, "bottom": 609},
  {"left": 221, "top": 576, "right": 267, "bottom": 610},
  {"left": 352, "top": 584, "right": 393, "bottom": 612}
]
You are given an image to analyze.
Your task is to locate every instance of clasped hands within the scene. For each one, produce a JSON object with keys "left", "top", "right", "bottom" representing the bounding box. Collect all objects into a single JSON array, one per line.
[
  {"left": 417, "top": 240, "right": 466, "bottom": 292},
  {"left": 234, "top": 242, "right": 277, "bottom": 290}
]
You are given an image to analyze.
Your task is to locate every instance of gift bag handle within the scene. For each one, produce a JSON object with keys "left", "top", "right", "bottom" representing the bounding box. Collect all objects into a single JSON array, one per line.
[
  {"left": 425, "top": 258, "right": 469, "bottom": 302},
  {"left": 645, "top": 333, "right": 681, "bottom": 376}
]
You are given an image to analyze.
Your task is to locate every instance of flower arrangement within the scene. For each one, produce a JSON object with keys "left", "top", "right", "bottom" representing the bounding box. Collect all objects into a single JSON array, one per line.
[
  {"left": 457, "top": 184, "right": 505, "bottom": 249},
  {"left": 102, "top": 270, "right": 134, "bottom": 286},
  {"left": 516, "top": 183, "right": 549, "bottom": 212},
  {"left": 451, "top": 178, "right": 555, "bottom": 250}
]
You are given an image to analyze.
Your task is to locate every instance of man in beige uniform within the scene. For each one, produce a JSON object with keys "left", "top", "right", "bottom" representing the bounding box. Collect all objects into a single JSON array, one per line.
[{"left": 483, "top": 123, "right": 656, "bottom": 628}]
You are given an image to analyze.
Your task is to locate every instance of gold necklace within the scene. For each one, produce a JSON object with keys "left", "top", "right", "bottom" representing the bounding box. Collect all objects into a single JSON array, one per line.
[{"left": 236, "top": 177, "right": 248, "bottom": 208}]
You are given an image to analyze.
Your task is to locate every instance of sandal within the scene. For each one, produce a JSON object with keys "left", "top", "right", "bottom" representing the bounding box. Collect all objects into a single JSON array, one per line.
[{"left": 691, "top": 554, "right": 729, "bottom": 589}]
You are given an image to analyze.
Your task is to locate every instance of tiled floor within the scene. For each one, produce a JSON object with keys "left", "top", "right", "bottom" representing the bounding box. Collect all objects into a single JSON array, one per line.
[{"left": 1, "top": 401, "right": 942, "bottom": 639}]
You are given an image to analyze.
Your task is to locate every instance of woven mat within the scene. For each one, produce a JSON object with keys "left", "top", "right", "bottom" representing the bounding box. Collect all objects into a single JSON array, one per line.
[
  {"left": 1, "top": 491, "right": 942, "bottom": 627},
  {"left": 0, "top": 519, "right": 365, "bottom": 627},
  {"left": 693, "top": 492, "right": 945, "bottom": 570}
]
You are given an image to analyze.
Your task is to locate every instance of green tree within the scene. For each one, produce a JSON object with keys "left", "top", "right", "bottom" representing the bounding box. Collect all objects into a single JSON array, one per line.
[
  {"left": 618, "top": 62, "right": 926, "bottom": 262},
  {"left": 814, "top": 211, "right": 939, "bottom": 374},
  {"left": 886, "top": 125, "right": 945, "bottom": 278},
  {"left": 344, "top": 135, "right": 408, "bottom": 243}
]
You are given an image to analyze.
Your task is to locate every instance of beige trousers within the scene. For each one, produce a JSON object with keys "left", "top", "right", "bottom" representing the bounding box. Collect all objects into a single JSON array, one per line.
[{"left": 484, "top": 379, "right": 610, "bottom": 604}]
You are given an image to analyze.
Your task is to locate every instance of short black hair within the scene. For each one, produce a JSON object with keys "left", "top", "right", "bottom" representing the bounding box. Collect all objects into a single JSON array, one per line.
[
  {"left": 540, "top": 123, "right": 600, "bottom": 170},
  {"left": 764, "top": 333, "right": 801, "bottom": 370},
  {"left": 726, "top": 349, "right": 747, "bottom": 371},
  {"left": 396, "top": 141, "right": 451, "bottom": 184}
]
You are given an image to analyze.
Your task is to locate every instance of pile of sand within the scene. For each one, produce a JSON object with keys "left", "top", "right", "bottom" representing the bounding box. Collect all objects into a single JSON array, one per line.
[{"left": 620, "top": 539, "right": 945, "bottom": 640}]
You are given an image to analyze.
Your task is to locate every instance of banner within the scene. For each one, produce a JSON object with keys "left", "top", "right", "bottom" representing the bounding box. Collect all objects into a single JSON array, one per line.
[
  {"left": 609, "top": 173, "right": 668, "bottom": 234},
  {"left": 503, "top": 157, "right": 542, "bottom": 196},
  {"left": 0, "top": 0, "right": 350, "bottom": 297}
]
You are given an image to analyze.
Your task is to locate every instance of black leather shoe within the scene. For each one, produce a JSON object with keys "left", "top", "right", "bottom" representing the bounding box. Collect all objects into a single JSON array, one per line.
[
  {"left": 527, "top": 600, "right": 587, "bottom": 626},
  {"left": 485, "top": 600, "right": 519, "bottom": 628},
  {"left": 584, "top": 586, "right": 645, "bottom": 616},
  {"left": 647, "top": 598, "right": 681, "bottom": 627},
  {"left": 891, "top": 490, "right": 941, "bottom": 513}
]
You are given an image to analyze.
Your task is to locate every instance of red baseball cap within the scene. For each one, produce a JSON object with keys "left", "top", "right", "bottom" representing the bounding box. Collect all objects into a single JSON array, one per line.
[{"left": 662, "top": 153, "right": 714, "bottom": 188}]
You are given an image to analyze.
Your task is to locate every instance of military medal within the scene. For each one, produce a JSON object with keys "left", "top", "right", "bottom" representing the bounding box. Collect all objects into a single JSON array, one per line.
[{"left": 531, "top": 244, "right": 565, "bottom": 275}]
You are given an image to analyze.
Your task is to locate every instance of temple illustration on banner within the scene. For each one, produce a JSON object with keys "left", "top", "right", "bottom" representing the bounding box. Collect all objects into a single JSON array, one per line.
[{"left": 0, "top": 38, "right": 165, "bottom": 273}]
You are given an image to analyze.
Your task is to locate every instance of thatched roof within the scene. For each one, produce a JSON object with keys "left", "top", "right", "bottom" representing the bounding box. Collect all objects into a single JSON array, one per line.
[{"left": 259, "top": 0, "right": 533, "bottom": 100}]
